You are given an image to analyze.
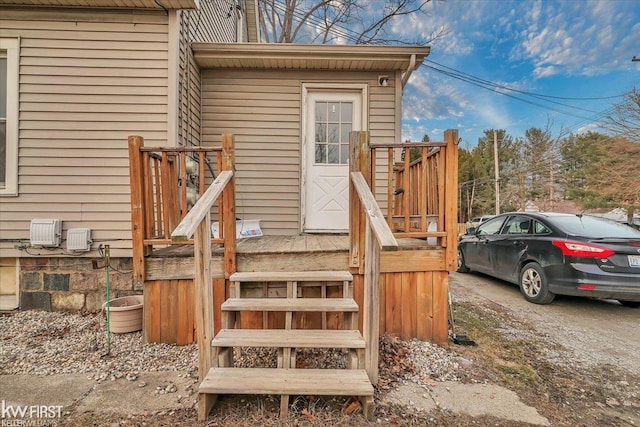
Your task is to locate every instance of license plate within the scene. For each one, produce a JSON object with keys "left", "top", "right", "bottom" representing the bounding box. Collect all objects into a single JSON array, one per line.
[{"left": 629, "top": 255, "right": 640, "bottom": 267}]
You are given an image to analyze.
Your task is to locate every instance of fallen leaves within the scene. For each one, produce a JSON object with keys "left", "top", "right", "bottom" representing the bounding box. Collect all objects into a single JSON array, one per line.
[
  {"left": 301, "top": 408, "right": 314, "bottom": 420},
  {"left": 341, "top": 397, "right": 362, "bottom": 415},
  {"left": 377, "top": 334, "right": 415, "bottom": 391}
]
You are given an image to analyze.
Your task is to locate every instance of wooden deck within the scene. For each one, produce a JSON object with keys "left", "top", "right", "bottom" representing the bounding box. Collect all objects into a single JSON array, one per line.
[
  {"left": 129, "top": 131, "right": 460, "bottom": 421},
  {"left": 146, "top": 234, "right": 443, "bottom": 281},
  {"left": 151, "top": 234, "right": 432, "bottom": 257},
  {"left": 143, "top": 234, "right": 449, "bottom": 345}
]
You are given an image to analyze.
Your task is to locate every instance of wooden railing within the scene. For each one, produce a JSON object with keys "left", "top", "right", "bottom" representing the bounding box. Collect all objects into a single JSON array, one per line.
[
  {"left": 351, "top": 171, "right": 397, "bottom": 384},
  {"left": 168, "top": 135, "right": 236, "bottom": 387},
  {"left": 350, "top": 130, "right": 459, "bottom": 272},
  {"left": 128, "top": 135, "right": 236, "bottom": 286},
  {"left": 349, "top": 130, "right": 400, "bottom": 384},
  {"left": 384, "top": 143, "right": 442, "bottom": 235},
  {"left": 371, "top": 131, "right": 458, "bottom": 267}
]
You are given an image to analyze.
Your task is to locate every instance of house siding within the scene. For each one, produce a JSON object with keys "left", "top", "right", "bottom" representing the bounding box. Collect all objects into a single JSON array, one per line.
[
  {"left": 0, "top": 8, "right": 170, "bottom": 257},
  {"left": 200, "top": 68, "right": 397, "bottom": 235},
  {"left": 176, "top": 1, "right": 239, "bottom": 147}
]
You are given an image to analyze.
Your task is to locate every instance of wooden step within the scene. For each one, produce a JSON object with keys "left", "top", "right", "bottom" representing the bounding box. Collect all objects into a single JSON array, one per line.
[
  {"left": 222, "top": 298, "right": 358, "bottom": 312},
  {"left": 230, "top": 270, "right": 353, "bottom": 282},
  {"left": 199, "top": 367, "right": 373, "bottom": 396},
  {"left": 212, "top": 329, "right": 365, "bottom": 348}
]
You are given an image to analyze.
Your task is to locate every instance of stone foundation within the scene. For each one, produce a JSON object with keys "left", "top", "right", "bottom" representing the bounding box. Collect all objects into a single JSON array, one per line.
[{"left": 18, "top": 257, "right": 139, "bottom": 313}]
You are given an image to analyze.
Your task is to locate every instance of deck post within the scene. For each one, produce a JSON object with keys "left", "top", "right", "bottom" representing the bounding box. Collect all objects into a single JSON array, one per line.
[
  {"left": 195, "top": 211, "right": 214, "bottom": 381},
  {"left": 195, "top": 210, "right": 216, "bottom": 419},
  {"left": 363, "top": 223, "right": 380, "bottom": 384},
  {"left": 443, "top": 130, "right": 459, "bottom": 271},
  {"left": 349, "top": 131, "right": 370, "bottom": 270},
  {"left": 128, "top": 135, "right": 150, "bottom": 287},
  {"left": 221, "top": 134, "right": 236, "bottom": 278}
]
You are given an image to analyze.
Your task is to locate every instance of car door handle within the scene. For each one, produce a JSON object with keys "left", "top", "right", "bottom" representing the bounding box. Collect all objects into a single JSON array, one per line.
[{"left": 513, "top": 240, "right": 524, "bottom": 246}]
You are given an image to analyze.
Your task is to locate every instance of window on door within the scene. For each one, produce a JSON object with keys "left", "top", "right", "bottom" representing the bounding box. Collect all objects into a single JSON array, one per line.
[{"left": 314, "top": 101, "right": 353, "bottom": 165}]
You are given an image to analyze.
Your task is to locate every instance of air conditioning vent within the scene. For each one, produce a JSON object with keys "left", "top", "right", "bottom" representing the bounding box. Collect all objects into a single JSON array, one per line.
[
  {"left": 30, "top": 219, "right": 62, "bottom": 247},
  {"left": 66, "top": 228, "right": 92, "bottom": 251}
]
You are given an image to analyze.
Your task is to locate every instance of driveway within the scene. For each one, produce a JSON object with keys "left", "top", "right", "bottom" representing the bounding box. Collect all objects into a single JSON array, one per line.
[{"left": 449, "top": 271, "right": 640, "bottom": 374}]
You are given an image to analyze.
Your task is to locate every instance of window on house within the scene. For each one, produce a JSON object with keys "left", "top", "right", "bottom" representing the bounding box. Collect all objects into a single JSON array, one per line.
[{"left": 0, "top": 38, "right": 19, "bottom": 196}]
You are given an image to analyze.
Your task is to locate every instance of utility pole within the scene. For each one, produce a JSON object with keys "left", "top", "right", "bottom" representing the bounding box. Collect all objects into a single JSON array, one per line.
[
  {"left": 493, "top": 130, "right": 500, "bottom": 215},
  {"left": 549, "top": 159, "right": 554, "bottom": 210}
]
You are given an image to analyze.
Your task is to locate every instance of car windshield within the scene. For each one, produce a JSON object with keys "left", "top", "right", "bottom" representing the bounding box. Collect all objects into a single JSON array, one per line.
[
  {"left": 476, "top": 216, "right": 505, "bottom": 235},
  {"left": 551, "top": 215, "right": 640, "bottom": 238}
]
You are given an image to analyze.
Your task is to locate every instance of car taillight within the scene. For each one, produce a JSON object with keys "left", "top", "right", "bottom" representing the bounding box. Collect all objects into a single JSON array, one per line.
[{"left": 552, "top": 240, "right": 615, "bottom": 258}]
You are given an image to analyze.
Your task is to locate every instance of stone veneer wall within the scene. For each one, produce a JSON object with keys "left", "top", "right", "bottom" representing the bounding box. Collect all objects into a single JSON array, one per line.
[{"left": 19, "top": 257, "right": 139, "bottom": 313}]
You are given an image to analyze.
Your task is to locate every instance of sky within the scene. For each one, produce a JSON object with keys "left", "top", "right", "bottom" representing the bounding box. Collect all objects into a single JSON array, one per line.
[{"left": 394, "top": 0, "right": 640, "bottom": 147}]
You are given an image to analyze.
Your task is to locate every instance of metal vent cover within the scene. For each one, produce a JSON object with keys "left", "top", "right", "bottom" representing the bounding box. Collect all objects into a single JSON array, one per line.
[
  {"left": 29, "top": 219, "right": 62, "bottom": 247},
  {"left": 66, "top": 228, "right": 92, "bottom": 251}
]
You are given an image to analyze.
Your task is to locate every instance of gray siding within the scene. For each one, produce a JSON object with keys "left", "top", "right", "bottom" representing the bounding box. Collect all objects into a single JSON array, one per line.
[
  {"left": 0, "top": 8, "right": 169, "bottom": 257},
  {"left": 201, "top": 69, "right": 396, "bottom": 235}
]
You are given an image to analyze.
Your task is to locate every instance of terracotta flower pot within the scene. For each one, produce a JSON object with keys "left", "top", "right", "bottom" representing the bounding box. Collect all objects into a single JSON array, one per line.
[{"left": 104, "top": 295, "right": 144, "bottom": 333}]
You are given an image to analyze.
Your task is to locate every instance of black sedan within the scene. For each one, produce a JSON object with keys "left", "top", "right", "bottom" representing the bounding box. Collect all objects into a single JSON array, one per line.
[{"left": 457, "top": 212, "right": 640, "bottom": 307}]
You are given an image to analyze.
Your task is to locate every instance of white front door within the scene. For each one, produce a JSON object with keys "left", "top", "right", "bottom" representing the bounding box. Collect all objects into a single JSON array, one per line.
[{"left": 303, "top": 91, "right": 362, "bottom": 232}]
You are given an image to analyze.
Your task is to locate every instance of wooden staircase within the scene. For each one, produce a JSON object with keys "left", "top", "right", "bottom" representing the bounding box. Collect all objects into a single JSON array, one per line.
[{"left": 198, "top": 270, "right": 375, "bottom": 420}]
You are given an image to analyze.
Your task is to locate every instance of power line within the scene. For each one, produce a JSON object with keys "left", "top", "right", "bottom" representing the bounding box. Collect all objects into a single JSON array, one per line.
[
  {"left": 423, "top": 59, "right": 625, "bottom": 101},
  {"left": 266, "top": 2, "right": 632, "bottom": 140},
  {"left": 421, "top": 62, "right": 596, "bottom": 121},
  {"left": 269, "top": 1, "right": 362, "bottom": 44},
  {"left": 421, "top": 61, "right": 624, "bottom": 118}
]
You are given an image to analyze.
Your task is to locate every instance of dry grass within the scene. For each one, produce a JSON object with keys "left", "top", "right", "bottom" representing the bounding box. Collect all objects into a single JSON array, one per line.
[{"left": 450, "top": 300, "right": 640, "bottom": 426}]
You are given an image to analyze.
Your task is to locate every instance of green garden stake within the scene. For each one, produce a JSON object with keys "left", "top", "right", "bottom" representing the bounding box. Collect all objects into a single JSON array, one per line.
[{"left": 103, "top": 245, "right": 111, "bottom": 356}]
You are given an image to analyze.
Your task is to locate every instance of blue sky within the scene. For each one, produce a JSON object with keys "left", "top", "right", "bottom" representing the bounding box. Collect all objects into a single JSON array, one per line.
[{"left": 396, "top": 0, "right": 640, "bottom": 147}]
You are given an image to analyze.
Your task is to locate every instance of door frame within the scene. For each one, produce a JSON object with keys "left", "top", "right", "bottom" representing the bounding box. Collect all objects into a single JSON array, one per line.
[{"left": 300, "top": 83, "right": 369, "bottom": 233}]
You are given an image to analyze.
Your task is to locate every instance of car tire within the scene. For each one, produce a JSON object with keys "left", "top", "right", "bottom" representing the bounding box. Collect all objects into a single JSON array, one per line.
[
  {"left": 618, "top": 300, "right": 640, "bottom": 308},
  {"left": 457, "top": 248, "right": 470, "bottom": 273},
  {"left": 519, "top": 262, "right": 555, "bottom": 304}
]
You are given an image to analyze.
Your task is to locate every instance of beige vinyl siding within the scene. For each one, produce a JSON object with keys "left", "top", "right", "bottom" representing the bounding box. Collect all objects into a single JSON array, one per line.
[
  {"left": 244, "top": 0, "right": 259, "bottom": 42},
  {"left": 188, "top": 0, "right": 237, "bottom": 43},
  {"left": 177, "top": 12, "right": 200, "bottom": 147},
  {"left": 0, "top": 8, "right": 169, "bottom": 257},
  {"left": 176, "top": 46, "right": 201, "bottom": 147},
  {"left": 201, "top": 69, "right": 397, "bottom": 235},
  {"left": 176, "top": 0, "right": 237, "bottom": 148}
]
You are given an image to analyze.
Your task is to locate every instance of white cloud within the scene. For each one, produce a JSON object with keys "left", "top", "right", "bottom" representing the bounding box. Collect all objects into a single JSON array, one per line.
[
  {"left": 362, "top": 0, "right": 636, "bottom": 78},
  {"left": 398, "top": 0, "right": 639, "bottom": 144},
  {"left": 402, "top": 68, "right": 472, "bottom": 122},
  {"left": 575, "top": 123, "right": 600, "bottom": 134},
  {"left": 515, "top": 0, "right": 639, "bottom": 77}
]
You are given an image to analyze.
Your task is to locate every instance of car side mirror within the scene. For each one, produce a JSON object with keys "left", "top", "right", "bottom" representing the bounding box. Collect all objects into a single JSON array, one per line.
[{"left": 466, "top": 227, "right": 476, "bottom": 235}]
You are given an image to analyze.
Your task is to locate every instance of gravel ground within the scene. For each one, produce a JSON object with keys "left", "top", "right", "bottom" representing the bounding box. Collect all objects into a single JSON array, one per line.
[
  {"left": 0, "top": 311, "right": 462, "bottom": 389},
  {"left": 450, "top": 271, "right": 640, "bottom": 373},
  {"left": 0, "top": 311, "right": 197, "bottom": 381}
]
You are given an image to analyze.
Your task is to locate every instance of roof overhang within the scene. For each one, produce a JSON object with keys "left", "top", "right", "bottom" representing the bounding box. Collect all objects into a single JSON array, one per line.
[
  {"left": 0, "top": 0, "right": 198, "bottom": 9},
  {"left": 192, "top": 43, "right": 430, "bottom": 73}
]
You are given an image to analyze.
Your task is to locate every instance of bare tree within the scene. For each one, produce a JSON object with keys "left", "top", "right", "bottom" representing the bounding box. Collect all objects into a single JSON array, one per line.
[
  {"left": 602, "top": 87, "right": 640, "bottom": 143},
  {"left": 257, "top": 0, "right": 447, "bottom": 44}
]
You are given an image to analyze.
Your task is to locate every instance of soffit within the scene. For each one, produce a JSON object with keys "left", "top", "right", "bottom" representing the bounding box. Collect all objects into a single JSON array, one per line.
[{"left": 193, "top": 43, "right": 430, "bottom": 71}]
